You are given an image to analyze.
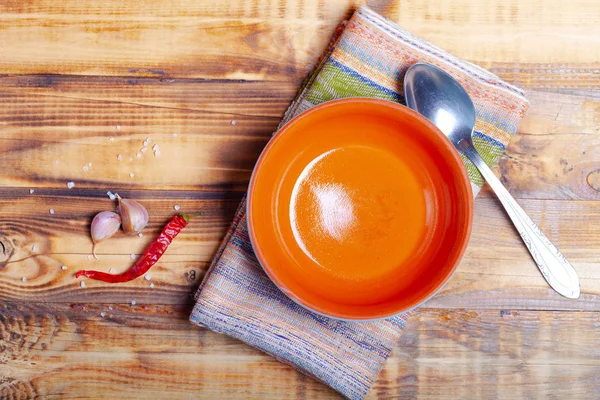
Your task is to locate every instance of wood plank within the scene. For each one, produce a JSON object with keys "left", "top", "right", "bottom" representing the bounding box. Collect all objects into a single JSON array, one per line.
[
  {"left": 1, "top": 303, "right": 599, "bottom": 398},
  {"left": 1, "top": 76, "right": 599, "bottom": 199},
  {"left": 1, "top": 0, "right": 599, "bottom": 79},
  {"left": 1, "top": 76, "right": 597, "bottom": 136},
  {"left": 0, "top": 193, "right": 240, "bottom": 305},
  {"left": 0, "top": 195, "right": 597, "bottom": 309},
  {"left": 374, "top": 308, "right": 600, "bottom": 399}
]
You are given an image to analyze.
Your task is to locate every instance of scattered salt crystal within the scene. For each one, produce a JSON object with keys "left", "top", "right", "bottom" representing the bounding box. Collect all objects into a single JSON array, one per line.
[
  {"left": 136, "top": 153, "right": 142, "bottom": 158},
  {"left": 100, "top": 312, "right": 106, "bottom": 317},
  {"left": 143, "top": 140, "right": 149, "bottom": 147},
  {"left": 49, "top": 209, "right": 55, "bottom": 215},
  {"left": 130, "top": 253, "right": 136, "bottom": 260},
  {"left": 67, "top": 182, "right": 75, "bottom": 189},
  {"left": 231, "top": 120, "right": 236, "bottom": 126},
  {"left": 154, "top": 150, "right": 160, "bottom": 157},
  {"left": 129, "top": 173, "right": 134, "bottom": 178},
  {"left": 116, "top": 125, "right": 121, "bottom": 131},
  {"left": 150, "top": 283, "right": 155, "bottom": 288},
  {"left": 109, "top": 306, "right": 113, "bottom": 310},
  {"left": 117, "top": 154, "right": 123, "bottom": 161},
  {"left": 109, "top": 137, "right": 115, "bottom": 142},
  {"left": 88, "top": 162, "right": 92, "bottom": 167},
  {"left": 21, "top": 277, "right": 26, "bottom": 282},
  {"left": 87, "top": 255, "right": 93, "bottom": 261},
  {"left": 129, "top": 157, "right": 133, "bottom": 162},
  {"left": 141, "top": 147, "right": 148, "bottom": 153},
  {"left": 55, "top": 159, "right": 61, "bottom": 165},
  {"left": 173, "top": 205, "right": 180, "bottom": 211},
  {"left": 109, "top": 268, "right": 116, "bottom": 274},
  {"left": 138, "top": 232, "right": 143, "bottom": 238},
  {"left": 61, "top": 265, "right": 67, "bottom": 271},
  {"left": 107, "top": 191, "right": 116, "bottom": 200},
  {"left": 32, "top": 244, "right": 39, "bottom": 252},
  {"left": 80, "top": 281, "right": 86, "bottom": 288},
  {"left": 29, "top": 189, "right": 34, "bottom": 194},
  {"left": 172, "top": 133, "right": 177, "bottom": 137},
  {"left": 152, "top": 144, "right": 159, "bottom": 151},
  {"left": 146, "top": 137, "right": 151, "bottom": 143},
  {"left": 83, "top": 165, "right": 89, "bottom": 172},
  {"left": 144, "top": 274, "right": 151, "bottom": 281},
  {"left": 131, "top": 300, "right": 136, "bottom": 306}
]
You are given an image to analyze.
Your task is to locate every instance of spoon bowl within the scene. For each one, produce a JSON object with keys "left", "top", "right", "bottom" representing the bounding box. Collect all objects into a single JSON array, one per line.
[{"left": 404, "top": 63, "right": 475, "bottom": 146}]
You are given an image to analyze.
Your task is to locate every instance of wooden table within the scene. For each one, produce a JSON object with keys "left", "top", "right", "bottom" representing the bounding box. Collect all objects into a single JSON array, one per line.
[{"left": 1, "top": 0, "right": 599, "bottom": 398}]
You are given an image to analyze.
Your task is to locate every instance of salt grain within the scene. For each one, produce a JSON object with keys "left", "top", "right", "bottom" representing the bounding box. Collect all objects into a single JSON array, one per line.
[
  {"left": 144, "top": 274, "right": 151, "bottom": 281},
  {"left": 131, "top": 300, "right": 136, "bottom": 306},
  {"left": 150, "top": 283, "right": 155, "bottom": 288},
  {"left": 116, "top": 125, "right": 121, "bottom": 131},
  {"left": 130, "top": 253, "right": 136, "bottom": 260},
  {"left": 154, "top": 150, "right": 160, "bottom": 157},
  {"left": 49, "top": 209, "right": 55, "bottom": 215},
  {"left": 173, "top": 205, "right": 180, "bottom": 211},
  {"left": 55, "top": 159, "right": 61, "bottom": 165},
  {"left": 29, "top": 189, "right": 35, "bottom": 194},
  {"left": 107, "top": 191, "right": 116, "bottom": 200},
  {"left": 117, "top": 154, "right": 123, "bottom": 161},
  {"left": 87, "top": 255, "right": 93, "bottom": 261},
  {"left": 109, "top": 306, "right": 113, "bottom": 310},
  {"left": 88, "top": 162, "right": 92, "bottom": 168},
  {"left": 80, "top": 281, "right": 86, "bottom": 288},
  {"left": 129, "top": 173, "right": 134, "bottom": 178},
  {"left": 21, "top": 277, "right": 26, "bottom": 282},
  {"left": 143, "top": 140, "right": 149, "bottom": 147},
  {"left": 109, "top": 137, "right": 115, "bottom": 142},
  {"left": 141, "top": 147, "right": 148, "bottom": 153},
  {"left": 136, "top": 153, "right": 142, "bottom": 158},
  {"left": 152, "top": 144, "right": 159, "bottom": 151},
  {"left": 172, "top": 133, "right": 177, "bottom": 137},
  {"left": 67, "top": 182, "right": 75, "bottom": 189},
  {"left": 138, "top": 232, "right": 143, "bottom": 238},
  {"left": 146, "top": 137, "right": 151, "bottom": 143},
  {"left": 129, "top": 157, "right": 133, "bottom": 162},
  {"left": 109, "top": 268, "right": 116, "bottom": 274},
  {"left": 100, "top": 312, "right": 106, "bottom": 317},
  {"left": 61, "top": 265, "right": 67, "bottom": 271},
  {"left": 231, "top": 120, "right": 237, "bottom": 126},
  {"left": 83, "top": 165, "right": 89, "bottom": 172},
  {"left": 32, "top": 244, "right": 39, "bottom": 252}
]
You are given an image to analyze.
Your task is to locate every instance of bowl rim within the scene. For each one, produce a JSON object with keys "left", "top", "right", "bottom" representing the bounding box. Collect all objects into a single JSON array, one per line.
[{"left": 247, "top": 97, "right": 473, "bottom": 321}]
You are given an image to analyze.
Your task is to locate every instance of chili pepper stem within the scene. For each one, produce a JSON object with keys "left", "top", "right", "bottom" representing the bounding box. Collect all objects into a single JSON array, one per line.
[{"left": 182, "top": 212, "right": 202, "bottom": 222}]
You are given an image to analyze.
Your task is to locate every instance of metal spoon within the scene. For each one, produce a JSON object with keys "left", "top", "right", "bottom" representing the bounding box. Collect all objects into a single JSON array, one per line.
[{"left": 404, "top": 63, "right": 580, "bottom": 299}]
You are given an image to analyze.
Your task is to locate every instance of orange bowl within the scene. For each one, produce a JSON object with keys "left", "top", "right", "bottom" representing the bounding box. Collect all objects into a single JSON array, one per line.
[{"left": 248, "top": 98, "right": 472, "bottom": 320}]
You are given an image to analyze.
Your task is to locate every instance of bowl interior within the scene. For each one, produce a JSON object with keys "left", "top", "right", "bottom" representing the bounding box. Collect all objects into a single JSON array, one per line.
[{"left": 248, "top": 98, "right": 472, "bottom": 320}]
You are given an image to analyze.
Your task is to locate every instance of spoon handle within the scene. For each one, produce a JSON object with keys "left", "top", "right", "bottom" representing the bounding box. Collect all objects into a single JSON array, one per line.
[{"left": 458, "top": 140, "right": 580, "bottom": 299}]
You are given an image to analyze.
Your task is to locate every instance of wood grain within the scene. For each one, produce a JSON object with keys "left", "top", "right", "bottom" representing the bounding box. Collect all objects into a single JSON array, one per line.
[
  {"left": 0, "top": 75, "right": 598, "bottom": 199},
  {"left": 1, "top": 0, "right": 599, "bottom": 398},
  {"left": 2, "top": 302, "right": 599, "bottom": 399},
  {"left": 1, "top": 0, "right": 599, "bottom": 80}
]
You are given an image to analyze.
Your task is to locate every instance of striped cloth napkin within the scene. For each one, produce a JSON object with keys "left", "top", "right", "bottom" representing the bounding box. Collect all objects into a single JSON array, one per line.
[{"left": 191, "top": 6, "right": 529, "bottom": 399}]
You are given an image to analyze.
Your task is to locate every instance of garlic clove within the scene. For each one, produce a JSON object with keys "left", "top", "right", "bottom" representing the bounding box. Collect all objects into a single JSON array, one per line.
[
  {"left": 118, "top": 196, "right": 149, "bottom": 234},
  {"left": 91, "top": 211, "right": 121, "bottom": 258}
]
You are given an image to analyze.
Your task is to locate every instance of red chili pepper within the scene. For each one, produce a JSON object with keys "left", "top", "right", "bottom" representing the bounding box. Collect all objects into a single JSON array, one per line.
[{"left": 75, "top": 213, "right": 192, "bottom": 283}]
